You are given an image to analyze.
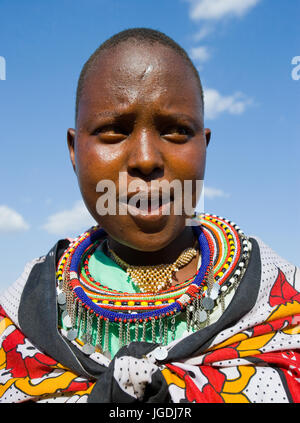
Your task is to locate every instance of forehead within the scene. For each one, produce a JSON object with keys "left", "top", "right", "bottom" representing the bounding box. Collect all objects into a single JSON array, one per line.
[{"left": 78, "top": 41, "right": 203, "bottom": 121}]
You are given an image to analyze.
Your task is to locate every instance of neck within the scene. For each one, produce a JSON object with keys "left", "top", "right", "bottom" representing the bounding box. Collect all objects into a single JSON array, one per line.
[{"left": 107, "top": 226, "right": 198, "bottom": 267}]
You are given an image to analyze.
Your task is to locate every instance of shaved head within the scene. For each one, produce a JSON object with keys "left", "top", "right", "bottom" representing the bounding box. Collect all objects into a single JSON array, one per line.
[{"left": 75, "top": 28, "right": 204, "bottom": 122}]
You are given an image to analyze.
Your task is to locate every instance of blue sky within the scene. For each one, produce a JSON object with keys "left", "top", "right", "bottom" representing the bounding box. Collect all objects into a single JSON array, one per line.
[{"left": 0, "top": 0, "right": 299, "bottom": 291}]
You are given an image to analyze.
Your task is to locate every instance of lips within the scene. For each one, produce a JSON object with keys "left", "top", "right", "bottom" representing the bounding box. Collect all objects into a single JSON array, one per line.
[{"left": 119, "top": 189, "right": 175, "bottom": 216}]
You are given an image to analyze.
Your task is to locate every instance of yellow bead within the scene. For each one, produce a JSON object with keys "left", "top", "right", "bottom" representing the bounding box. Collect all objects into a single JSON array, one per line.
[{"left": 128, "top": 300, "right": 135, "bottom": 306}]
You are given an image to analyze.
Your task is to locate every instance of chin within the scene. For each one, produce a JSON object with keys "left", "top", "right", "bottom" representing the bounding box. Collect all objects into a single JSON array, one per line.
[{"left": 109, "top": 214, "right": 188, "bottom": 252}]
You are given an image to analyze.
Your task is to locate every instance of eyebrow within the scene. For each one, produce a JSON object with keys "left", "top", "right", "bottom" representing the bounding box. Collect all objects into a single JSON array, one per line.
[
  {"left": 85, "top": 110, "right": 135, "bottom": 127},
  {"left": 154, "top": 112, "right": 203, "bottom": 130},
  {"left": 86, "top": 109, "right": 203, "bottom": 130}
]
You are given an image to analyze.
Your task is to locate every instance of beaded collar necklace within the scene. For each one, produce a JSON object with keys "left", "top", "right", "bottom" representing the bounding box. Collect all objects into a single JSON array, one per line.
[{"left": 56, "top": 214, "right": 251, "bottom": 357}]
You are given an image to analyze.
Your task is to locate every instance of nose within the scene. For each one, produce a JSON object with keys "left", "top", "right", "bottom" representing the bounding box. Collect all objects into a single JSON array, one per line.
[{"left": 127, "top": 129, "right": 164, "bottom": 179}]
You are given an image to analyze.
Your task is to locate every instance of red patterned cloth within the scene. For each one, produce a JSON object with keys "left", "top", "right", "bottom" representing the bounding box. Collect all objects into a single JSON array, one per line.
[{"left": 0, "top": 238, "right": 300, "bottom": 402}]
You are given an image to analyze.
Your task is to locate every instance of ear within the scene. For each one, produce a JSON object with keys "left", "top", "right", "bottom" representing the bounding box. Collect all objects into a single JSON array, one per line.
[
  {"left": 67, "top": 128, "right": 76, "bottom": 173},
  {"left": 204, "top": 128, "right": 211, "bottom": 146}
]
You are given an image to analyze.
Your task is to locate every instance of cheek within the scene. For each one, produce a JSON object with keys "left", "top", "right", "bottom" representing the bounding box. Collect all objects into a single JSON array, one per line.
[
  {"left": 167, "top": 141, "right": 206, "bottom": 182},
  {"left": 166, "top": 142, "right": 206, "bottom": 211},
  {"left": 73, "top": 141, "right": 121, "bottom": 220},
  {"left": 75, "top": 140, "right": 125, "bottom": 189}
]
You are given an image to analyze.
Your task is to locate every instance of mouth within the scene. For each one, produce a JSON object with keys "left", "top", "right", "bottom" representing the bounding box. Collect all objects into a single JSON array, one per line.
[{"left": 119, "top": 189, "right": 175, "bottom": 218}]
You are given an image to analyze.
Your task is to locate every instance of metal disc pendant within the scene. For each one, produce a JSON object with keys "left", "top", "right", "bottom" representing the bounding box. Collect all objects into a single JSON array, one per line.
[
  {"left": 195, "top": 309, "right": 208, "bottom": 323},
  {"left": 210, "top": 283, "right": 220, "bottom": 300},
  {"left": 67, "top": 328, "right": 78, "bottom": 341},
  {"left": 202, "top": 296, "right": 214, "bottom": 311},
  {"left": 210, "top": 291, "right": 218, "bottom": 301},
  {"left": 57, "top": 292, "right": 66, "bottom": 305},
  {"left": 62, "top": 311, "right": 72, "bottom": 328},
  {"left": 153, "top": 346, "right": 168, "bottom": 361},
  {"left": 82, "top": 343, "right": 95, "bottom": 355}
]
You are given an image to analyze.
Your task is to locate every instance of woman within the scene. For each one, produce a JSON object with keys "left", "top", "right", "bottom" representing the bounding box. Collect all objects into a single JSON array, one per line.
[{"left": 0, "top": 28, "right": 299, "bottom": 403}]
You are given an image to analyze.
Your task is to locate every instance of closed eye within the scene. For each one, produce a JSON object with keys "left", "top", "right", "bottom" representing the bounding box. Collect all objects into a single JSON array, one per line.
[
  {"left": 91, "top": 124, "right": 130, "bottom": 143},
  {"left": 161, "top": 125, "right": 194, "bottom": 143}
]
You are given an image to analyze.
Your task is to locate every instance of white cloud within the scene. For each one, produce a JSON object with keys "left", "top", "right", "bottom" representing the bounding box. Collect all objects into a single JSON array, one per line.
[
  {"left": 195, "top": 185, "right": 229, "bottom": 212},
  {"left": 186, "top": 0, "right": 261, "bottom": 21},
  {"left": 190, "top": 45, "right": 211, "bottom": 63},
  {"left": 203, "top": 87, "right": 252, "bottom": 120},
  {"left": 42, "top": 201, "right": 96, "bottom": 236},
  {"left": 193, "top": 25, "right": 214, "bottom": 41},
  {"left": 0, "top": 205, "right": 30, "bottom": 233},
  {"left": 204, "top": 187, "right": 230, "bottom": 199}
]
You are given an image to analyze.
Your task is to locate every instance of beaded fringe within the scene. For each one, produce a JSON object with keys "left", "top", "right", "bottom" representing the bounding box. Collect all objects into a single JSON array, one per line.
[{"left": 61, "top": 289, "right": 207, "bottom": 357}]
